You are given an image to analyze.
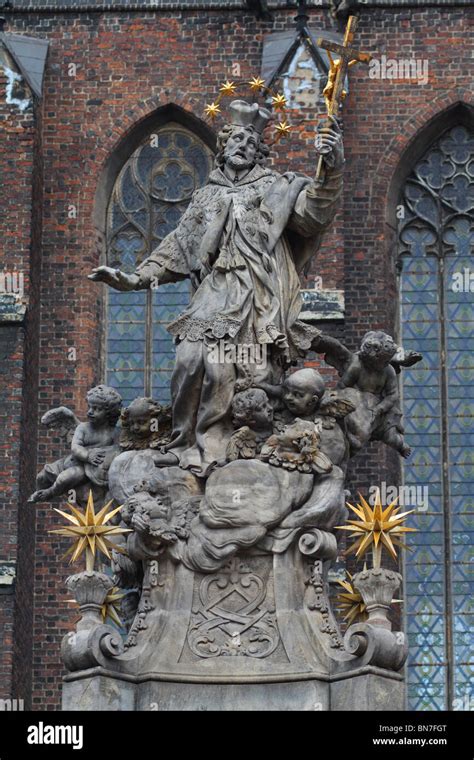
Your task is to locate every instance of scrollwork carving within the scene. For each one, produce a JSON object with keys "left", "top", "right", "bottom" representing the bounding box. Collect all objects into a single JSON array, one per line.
[
  {"left": 187, "top": 558, "right": 279, "bottom": 659},
  {"left": 305, "top": 560, "right": 343, "bottom": 650}
]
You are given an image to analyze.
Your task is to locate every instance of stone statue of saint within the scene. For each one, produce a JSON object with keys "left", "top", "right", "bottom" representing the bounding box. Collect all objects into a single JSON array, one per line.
[{"left": 89, "top": 100, "right": 344, "bottom": 472}]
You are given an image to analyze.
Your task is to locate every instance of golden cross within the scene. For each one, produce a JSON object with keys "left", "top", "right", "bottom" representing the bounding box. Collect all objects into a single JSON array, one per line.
[
  {"left": 314, "top": 16, "right": 372, "bottom": 184},
  {"left": 317, "top": 15, "right": 372, "bottom": 117}
]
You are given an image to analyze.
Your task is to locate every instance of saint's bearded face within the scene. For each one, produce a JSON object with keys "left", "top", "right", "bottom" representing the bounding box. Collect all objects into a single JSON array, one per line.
[{"left": 224, "top": 127, "right": 259, "bottom": 171}]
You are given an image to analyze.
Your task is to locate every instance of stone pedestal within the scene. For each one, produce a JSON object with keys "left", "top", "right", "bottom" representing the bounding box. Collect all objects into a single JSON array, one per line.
[
  {"left": 331, "top": 670, "right": 405, "bottom": 711},
  {"left": 62, "top": 541, "right": 406, "bottom": 711},
  {"left": 63, "top": 668, "right": 404, "bottom": 711}
]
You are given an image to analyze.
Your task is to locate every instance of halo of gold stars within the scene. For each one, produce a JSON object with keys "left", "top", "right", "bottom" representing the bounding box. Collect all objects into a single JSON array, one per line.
[
  {"left": 335, "top": 489, "right": 417, "bottom": 569},
  {"left": 202, "top": 75, "right": 292, "bottom": 143},
  {"left": 49, "top": 490, "right": 131, "bottom": 572},
  {"left": 335, "top": 571, "right": 368, "bottom": 625}
]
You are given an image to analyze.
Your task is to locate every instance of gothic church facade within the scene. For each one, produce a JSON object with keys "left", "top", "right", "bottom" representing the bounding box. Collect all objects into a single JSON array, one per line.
[{"left": 0, "top": 0, "right": 472, "bottom": 710}]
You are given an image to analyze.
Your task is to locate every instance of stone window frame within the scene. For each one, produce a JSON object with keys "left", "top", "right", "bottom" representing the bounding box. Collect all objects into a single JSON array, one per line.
[{"left": 387, "top": 101, "right": 474, "bottom": 711}]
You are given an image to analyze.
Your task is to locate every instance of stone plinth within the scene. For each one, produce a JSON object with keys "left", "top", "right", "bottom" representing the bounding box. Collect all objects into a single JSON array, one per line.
[{"left": 62, "top": 543, "right": 406, "bottom": 711}]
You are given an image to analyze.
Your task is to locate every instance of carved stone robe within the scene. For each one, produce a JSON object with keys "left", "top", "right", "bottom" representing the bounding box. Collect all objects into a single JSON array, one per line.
[{"left": 135, "top": 163, "right": 342, "bottom": 471}]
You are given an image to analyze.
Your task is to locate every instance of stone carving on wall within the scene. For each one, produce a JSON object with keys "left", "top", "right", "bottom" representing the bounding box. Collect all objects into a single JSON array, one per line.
[
  {"left": 29, "top": 387, "right": 122, "bottom": 504},
  {"left": 187, "top": 557, "right": 279, "bottom": 659}
]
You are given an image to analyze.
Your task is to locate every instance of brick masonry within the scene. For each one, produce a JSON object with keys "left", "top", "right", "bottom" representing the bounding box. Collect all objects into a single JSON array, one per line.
[
  {"left": 0, "top": 5, "right": 472, "bottom": 708},
  {"left": 0, "top": 56, "right": 42, "bottom": 706}
]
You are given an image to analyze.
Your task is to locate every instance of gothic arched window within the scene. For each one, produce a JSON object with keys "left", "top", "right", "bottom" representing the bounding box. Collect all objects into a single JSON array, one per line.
[
  {"left": 398, "top": 124, "right": 474, "bottom": 710},
  {"left": 105, "top": 124, "right": 214, "bottom": 405}
]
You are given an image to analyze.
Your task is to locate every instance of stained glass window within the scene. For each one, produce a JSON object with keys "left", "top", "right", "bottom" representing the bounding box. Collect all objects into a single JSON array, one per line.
[
  {"left": 105, "top": 124, "right": 214, "bottom": 405},
  {"left": 398, "top": 124, "right": 474, "bottom": 710}
]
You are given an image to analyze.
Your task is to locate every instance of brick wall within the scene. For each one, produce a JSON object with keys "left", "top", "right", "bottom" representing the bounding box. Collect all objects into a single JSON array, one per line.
[
  {"left": 0, "top": 4, "right": 471, "bottom": 707},
  {"left": 0, "top": 57, "right": 42, "bottom": 706}
]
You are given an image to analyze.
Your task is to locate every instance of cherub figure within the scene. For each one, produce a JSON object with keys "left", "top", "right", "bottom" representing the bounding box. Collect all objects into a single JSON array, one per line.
[
  {"left": 122, "top": 488, "right": 177, "bottom": 545},
  {"left": 30, "top": 407, "right": 80, "bottom": 497},
  {"left": 258, "top": 368, "right": 355, "bottom": 468},
  {"left": 119, "top": 397, "right": 172, "bottom": 452},
  {"left": 125, "top": 397, "right": 178, "bottom": 468},
  {"left": 122, "top": 477, "right": 201, "bottom": 548},
  {"left": 29, "top": 385, "right": 122, "bottom": 503},
  {"left": 260, "top": 418, "right": 333, "bottom": 475},
  {"left": 312, "top": 330, "right": 422, "bottom": 457},
  {"left": 225, "top": 388, "right": 274, "bottom": 462},
  {"left": 279, "top": 367, "right": 326, "bottom": 419}
]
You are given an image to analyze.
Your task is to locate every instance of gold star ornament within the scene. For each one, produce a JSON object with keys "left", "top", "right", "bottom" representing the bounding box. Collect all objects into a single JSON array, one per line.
[
  {"left": 204, "top": 101, "right": 221, "bottom": 120},
  {"left": 335, "top": 571, "right": 368, "bottom": 625},
  {"left": 219, "top": 80, "right": 237, "bottom": 97},
  {"left": 335, "top": 490, "right": 417, "bottom": 569},
  {"left": 101, "top": 586, "right": 125, "bottom": 628},
  {"left": 49, "top": 490, "right": 131, "bottom": 572},
  {"left": 275, "top": 120, "right": 291, "bottom": 138},
  {"left": 271, "top": 93, "right": 287, "bottom": 111},
  {"left": 248, "top": 76, "right": 266, "bottom": 92},
  {"left": 66, "top": 584, "right": 125, "bottom": 628},
  {"left": 336, "top": 569, "right": 402, "bottom": 625}
]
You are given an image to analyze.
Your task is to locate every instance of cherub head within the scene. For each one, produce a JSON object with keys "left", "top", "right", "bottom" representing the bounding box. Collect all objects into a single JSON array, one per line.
[
  {"left": 120, "top": 397, "right": 163, "bottom": 449},
  {"left": 86, "top": 385, "right": 122, "bottom": 427},
  {"left": 282, "top": 369, "right": 325, "bottom": 417},
  {"left": 231, "top": 388, "right": 273, "bottom": 432},
  {"left": 359, "top": 331, "right": 397, "bottom": 368},
  {"left": 261, "top": 418, "right": 332, "bottom": 475},
  {"left": 122, "top": 477, "right": 171, "bottom": 524},
  {"left": 122, "top": 398, "right": 161, "bottom": 439},
  {"left": 123, "top": 479, "right": 199, "bottom": 544},
  {"left": 277, "top": 419, "right": 321, "bottom": 458}
]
